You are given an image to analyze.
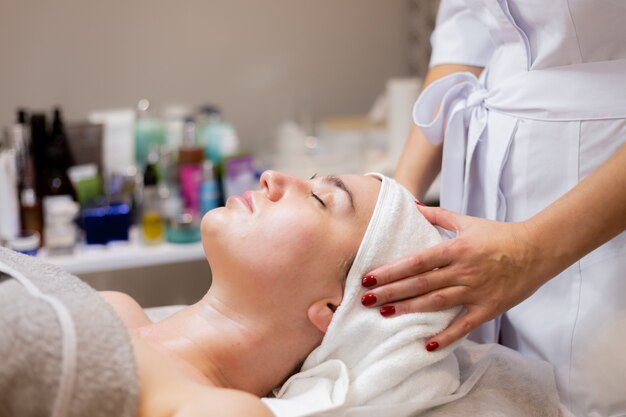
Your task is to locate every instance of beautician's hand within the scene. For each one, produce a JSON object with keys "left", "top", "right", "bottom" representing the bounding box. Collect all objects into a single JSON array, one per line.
[
  {"left": 368, "top": 144, "right": 626, "bottom": 351},
  {"left": 361, "top": 206, "right": 551, "bottom": 351}
]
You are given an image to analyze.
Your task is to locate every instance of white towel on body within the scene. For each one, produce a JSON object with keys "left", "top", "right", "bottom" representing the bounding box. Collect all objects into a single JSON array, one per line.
[{"left": 263, "top": 174, "right": 463, "bottom": 417}]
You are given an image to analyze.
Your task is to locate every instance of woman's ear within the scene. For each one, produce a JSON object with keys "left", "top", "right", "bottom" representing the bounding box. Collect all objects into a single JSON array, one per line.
[{"left": 307, "top": 298, "right": 340, "bottom": 333}]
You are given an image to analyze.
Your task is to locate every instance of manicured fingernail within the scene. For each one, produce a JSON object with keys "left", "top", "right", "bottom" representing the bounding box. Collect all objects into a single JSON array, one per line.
[
  {"left": 361, "top": 293, "right": 377, "bottom": 307},
  {"left": 380, "top": 305, "right": 396, "bottom": 317},
  {"left": 415, "top": 200, "right": 426, "bottom": 207},
  {"left": 361, "top": 275, "right": 377, "bottom": 288},
  {"left": 425, "top": 341, "right": 439, "bottom": 352}
]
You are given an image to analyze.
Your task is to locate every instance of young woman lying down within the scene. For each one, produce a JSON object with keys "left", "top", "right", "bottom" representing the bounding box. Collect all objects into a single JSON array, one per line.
[{"left": 0, "top": 171, "right": 564, "bottom": 417}]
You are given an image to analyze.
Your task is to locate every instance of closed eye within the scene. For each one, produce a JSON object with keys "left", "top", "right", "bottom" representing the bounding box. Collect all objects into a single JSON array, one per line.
[{"left": 311, "top": 192, "right": 326, "bottom": 208}]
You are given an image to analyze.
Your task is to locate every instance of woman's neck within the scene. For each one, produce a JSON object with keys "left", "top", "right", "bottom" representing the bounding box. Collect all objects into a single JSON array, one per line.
[{"left": 136, "top": 290, "right": 307, "bottom": 396}]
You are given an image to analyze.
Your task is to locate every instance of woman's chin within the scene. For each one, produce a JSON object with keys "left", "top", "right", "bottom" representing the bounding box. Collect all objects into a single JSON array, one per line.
[{"left": 200, "top": 208, "right": 227, "bottom": 238}]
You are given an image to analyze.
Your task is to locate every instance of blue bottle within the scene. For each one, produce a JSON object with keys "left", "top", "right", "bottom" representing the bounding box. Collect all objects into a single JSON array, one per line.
[
  {"left": 82, "top": 201, "right": 130, "bottom": 244},
  {"left": 200, "top": 160, "right": 221, "bottom": 214}
]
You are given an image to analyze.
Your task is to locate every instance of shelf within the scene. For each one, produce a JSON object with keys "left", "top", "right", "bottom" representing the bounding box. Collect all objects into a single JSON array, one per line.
[
  {"left": 35, "top": 159, "right": 440, "bottom": 276},
  {"left": 38, "top": 237, "right": 206, "bottom": 275}
]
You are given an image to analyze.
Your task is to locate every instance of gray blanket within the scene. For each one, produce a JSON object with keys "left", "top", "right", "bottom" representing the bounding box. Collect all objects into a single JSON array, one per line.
[{"left": 0, "top": 247, "right": 139, "bottom": 417}]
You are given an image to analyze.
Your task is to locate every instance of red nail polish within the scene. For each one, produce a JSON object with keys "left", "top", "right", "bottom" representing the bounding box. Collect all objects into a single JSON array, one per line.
[
  {"left": 380, "top": 306, "right": 396, "bottom": 317},
  {"left": 361, "top": 293, "right": 377, "bottom": 307},
  {"left": 362, "top": 275, "right": 377, "bottom": 288},
  {"left": 415, "top": 200, "right": 426, "bottom": 207},
  {"left": 425, "top": 341, "right": 439, "bottom": 352}
]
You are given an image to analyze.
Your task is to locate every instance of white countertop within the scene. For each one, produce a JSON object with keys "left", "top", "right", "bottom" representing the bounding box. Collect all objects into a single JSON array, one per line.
[{"left": 38, "top": 236, "right": 206, "bottom": 275}]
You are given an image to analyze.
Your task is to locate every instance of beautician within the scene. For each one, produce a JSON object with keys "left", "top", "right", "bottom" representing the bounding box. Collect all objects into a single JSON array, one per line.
[{"left": 360, "top": 1, "right": 626, "bottom": 416}]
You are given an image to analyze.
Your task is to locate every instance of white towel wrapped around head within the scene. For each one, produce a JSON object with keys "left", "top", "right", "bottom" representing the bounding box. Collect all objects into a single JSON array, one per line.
[{"left": 263, "top": 174, "right": 463, "bottom": 417}]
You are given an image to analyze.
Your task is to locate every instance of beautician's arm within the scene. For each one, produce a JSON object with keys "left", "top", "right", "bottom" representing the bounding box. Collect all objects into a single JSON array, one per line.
[
  {"left": 394, "top": 64, "right": 483, "bottom": 200},
  {"left": 366, "top": 142, "right": 626, "bottom": 350}
]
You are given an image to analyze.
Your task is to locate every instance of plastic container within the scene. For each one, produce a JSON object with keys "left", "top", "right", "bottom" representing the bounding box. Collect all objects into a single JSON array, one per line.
[
  {"left": 200, "top": 160, "right": 221, "bottom": 214},
  {"left": 135, "top": 99, "right": 166, "bottom": 168},
  {"left": 7, "top": 230, "right": 41, "bottom": 256},
  {"left": 196, "top": 106, "right": 239, "bottom": 165},
  {"left": 43, "top": 196, "right": 79, "bottom": 255},
  {"left": 141, "top": 146, "right": 163, "bottom": 244},
  {"left": 106, "top": 202, "right": 131, "bottom": 242},
  {"left": 178, "top": 120, "right": 204, "bottom": 215},
  {"left": 82, "top": 202, "right": 130, "bottom": 245},
  {"left": 165, "top": 213, "right": 201, "bottom": 244},
  {"left": 222, "top": 155, "right": 259, "bottom": 200}
]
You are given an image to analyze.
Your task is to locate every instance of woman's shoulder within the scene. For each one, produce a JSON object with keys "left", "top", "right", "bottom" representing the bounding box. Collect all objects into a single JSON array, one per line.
[
  {"left": 171, "top": 386, "right": 273, "bottom": 417},
  {"left": 99, "top": 290, "right": 152, "bottom": 329},
  {"left": 131, "top": 336, "right": 272, "bottom": 417}
]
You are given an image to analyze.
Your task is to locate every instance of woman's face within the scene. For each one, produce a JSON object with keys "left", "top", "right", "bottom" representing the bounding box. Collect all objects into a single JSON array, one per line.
[{"left": 201, "top": 171, "right": 380, "bottom": 316}]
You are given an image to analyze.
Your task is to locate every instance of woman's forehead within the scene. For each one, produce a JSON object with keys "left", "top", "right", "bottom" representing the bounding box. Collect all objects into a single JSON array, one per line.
[{"left": 339, "top": 174, "right": 381, "bottom": 215}]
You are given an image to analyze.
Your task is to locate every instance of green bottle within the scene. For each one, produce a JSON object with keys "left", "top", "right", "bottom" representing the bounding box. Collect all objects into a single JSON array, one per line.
[{"left": 134, "top": 99, "right": 166, "bottom": 169}]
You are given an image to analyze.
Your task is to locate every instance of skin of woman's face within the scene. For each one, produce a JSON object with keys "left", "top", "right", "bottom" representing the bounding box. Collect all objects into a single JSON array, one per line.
[{"left": 200, "top": 171, "right": 380, "bottom": 326}]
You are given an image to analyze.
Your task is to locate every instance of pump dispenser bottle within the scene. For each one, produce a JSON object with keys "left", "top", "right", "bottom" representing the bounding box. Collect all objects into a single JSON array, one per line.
[
  {"left": 200, "top": 160, "right": 221, "bottom": 214},
  {"left": 141, "top": 146, "right": 164, "bottom": 244},
  {"left": 135, "top": 99, "right": 166, "bottom": 168},
  {"left": 178, "top": 119, "right": 204, "bottom": 215},
  {"left": 45, "top": 108, "right": 75, "bottom": 198}
]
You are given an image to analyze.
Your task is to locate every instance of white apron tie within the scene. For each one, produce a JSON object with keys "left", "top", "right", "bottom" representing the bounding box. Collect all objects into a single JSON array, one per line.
[{"left": 413, "top": 59, "right": 626, "bottom": 220}]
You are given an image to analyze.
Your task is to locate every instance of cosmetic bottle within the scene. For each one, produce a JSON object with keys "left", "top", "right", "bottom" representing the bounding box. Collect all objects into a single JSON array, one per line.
[
  {"left": 19, "top": 187, "right": 43, "bottom": 238},
  {"left": 0, "top": 147, "right": 20, "bottom": 243},
  {"left": 29, "top": 113, "right": 48, "bottom": 199},
  {"left": 43, "top": 196, "right": 79, "bottom": 255},
  {"left": 178, "top": 119, "right": 204, "bottom": 215},
  {"left": 107, "top": 167, "right": 138, "bottom": 227},
  {"left": 135, "top": 99, "right": 166, "bottom": 169},
  {"left": 200, "top": 160, "right": 221, "bottom": 214},
  {"left": 8, "top": 109, "right": 43, "bottom": 235},
  {"left": 89, "top": 108, "right": 135, "bottom": 176},
  {"left": 68, "top": 164, "right": 102, "bottom": 207},
  {"left": 157, "top": 146, "right": 183, "bottom": 221},
  {"left": 106, "top": 201, "right": 131, "bottom": 242},
  {"left": 163, "top": 105, "right": 191, "bottom": 151},
  {"left": 44, "top": 108, "right": 76, "bottom": 198},
  {"left": 141, "top": 146, "right": 163, "bottom": 244},
  {"left": 196, "top": 106, "right": 240, "bottom": 165},
  {"left": 82, "top": 202, "right": 108, "bottom": 245},
  {"left": 222, "top": 155, "right": 259, "bottom": 200},
  {"left": 11, "top": 109, "right": 32, "bottom": 184},
  {"left": 82, "top": 200, "right": 130, "bottom": 245}
]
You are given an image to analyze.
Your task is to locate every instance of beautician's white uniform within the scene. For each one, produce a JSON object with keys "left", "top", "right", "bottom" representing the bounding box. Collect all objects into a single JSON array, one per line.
[{"left": 412, "top": 1, "right": 626, "bottom": 416}]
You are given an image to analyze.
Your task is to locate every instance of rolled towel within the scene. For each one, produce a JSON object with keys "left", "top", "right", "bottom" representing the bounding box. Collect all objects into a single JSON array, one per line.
[
  {"left": 0, "top": 247, "right": 139, "bottom": 417},
  {"left": 263, "top": 174, "right": 463, "bottom": 417}
]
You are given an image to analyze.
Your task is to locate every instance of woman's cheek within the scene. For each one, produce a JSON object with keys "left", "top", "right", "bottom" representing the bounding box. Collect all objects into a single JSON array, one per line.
[{"left": 255, "top": 214, "right": 325, "bottom": 269}]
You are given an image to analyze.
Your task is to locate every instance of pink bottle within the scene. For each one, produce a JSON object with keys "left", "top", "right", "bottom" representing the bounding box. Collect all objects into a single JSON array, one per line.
[{"left": 178, "top": 120, "right": 204, "bottom": 215}]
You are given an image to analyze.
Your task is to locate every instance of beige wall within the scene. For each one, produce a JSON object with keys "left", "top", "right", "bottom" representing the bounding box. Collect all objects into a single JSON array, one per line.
[{"left": 0, "top": 0, "right": 411, "bottom": 149}]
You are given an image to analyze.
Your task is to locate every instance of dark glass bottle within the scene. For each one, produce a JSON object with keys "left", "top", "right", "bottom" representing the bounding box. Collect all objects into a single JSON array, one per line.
[
  {"left": 14, "top": 109, "right": 43, "bottom": 235},
  {"left": 30, "top": 113, "right": 48, "bottom": 198},
  {"left": 44, "top": 108, "right": 75, "bottom": 198}
]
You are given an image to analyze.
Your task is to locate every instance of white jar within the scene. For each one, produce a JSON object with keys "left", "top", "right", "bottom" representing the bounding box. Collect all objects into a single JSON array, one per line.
[{"left": 43, "top": 196, "right": 79, "bottom": 255}]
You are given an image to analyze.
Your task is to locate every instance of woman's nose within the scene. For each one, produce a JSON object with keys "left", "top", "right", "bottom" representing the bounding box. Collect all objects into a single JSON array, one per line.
[
  {"left": 259, "top": 170, "right": 303, "bottom": 201},
  {"left": 260, "top": 170, "right": 285, "bottom": 201}
]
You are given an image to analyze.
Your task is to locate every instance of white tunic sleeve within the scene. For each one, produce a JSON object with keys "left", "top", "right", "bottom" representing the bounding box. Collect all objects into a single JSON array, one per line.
[{"left": 429, "top": 0, "right": 495, "bottom": 68}]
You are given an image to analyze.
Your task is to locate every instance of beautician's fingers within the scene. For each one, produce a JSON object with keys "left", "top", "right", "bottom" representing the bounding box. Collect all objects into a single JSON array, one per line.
[
  {"left": 423, "top": 305, "right": 491, "bottom": 351},
  {"left": 362, "top": 241, "right": 454, "bottom": 288},
  {"left": 416, "top": 205, "right": 466, "bottom": 233},
  {"left": 362, "top": 207, "right": 478, "bottom": 287},
  {"left": 362, "top": 268, "right": 458, "bottom": 306},
  {"left": 379, "top": 285, "right": 468, "bottom": 317}
]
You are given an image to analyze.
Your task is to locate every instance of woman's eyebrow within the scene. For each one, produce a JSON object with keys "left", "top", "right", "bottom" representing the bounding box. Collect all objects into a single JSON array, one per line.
[{"left": 322, "top": 175, "right": 355, "bottom": 211}]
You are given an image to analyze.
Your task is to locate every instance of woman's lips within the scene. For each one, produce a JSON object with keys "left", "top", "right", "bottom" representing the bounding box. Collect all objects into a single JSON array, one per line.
[
  {"left": 242, "top": 191, "right": 255, "bottom": 212},
  {"left": 228, "top": 191, "right": 255, "bottom": 212}
]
